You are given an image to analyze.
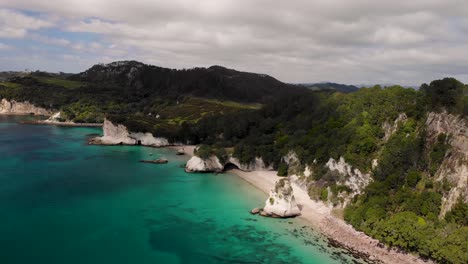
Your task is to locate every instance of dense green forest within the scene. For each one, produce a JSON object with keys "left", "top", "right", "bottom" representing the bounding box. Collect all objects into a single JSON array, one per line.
[{"left": 0, "top": 62, "right": 467, "bottom": 263}]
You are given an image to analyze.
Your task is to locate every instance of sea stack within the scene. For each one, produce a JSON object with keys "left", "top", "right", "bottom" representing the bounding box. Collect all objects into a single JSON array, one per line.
[{"left": 262, "top": 178, "right": 301, "bottom": 218}]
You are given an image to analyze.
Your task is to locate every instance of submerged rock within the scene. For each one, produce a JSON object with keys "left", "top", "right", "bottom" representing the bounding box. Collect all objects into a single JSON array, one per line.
[
  {"left": 250, "top": 208, "right": 261, "bottom": 215},
  {"left": 139, "top": 158, "right": 168, "bottom": 164},
  {"left": 263, "top": 178, "right": 301, "bottom": 218}
]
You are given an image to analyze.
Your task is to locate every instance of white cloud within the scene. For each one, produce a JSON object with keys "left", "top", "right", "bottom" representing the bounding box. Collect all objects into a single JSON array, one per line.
[
  {"left": 0, "top": 8, "right": 54, "bottom": 38},
  {"left": 0, "top": 1, "right": 468, "bottom": 85},
  {"left": 30, "top": 34, "right": 70, "bottom": 46}
]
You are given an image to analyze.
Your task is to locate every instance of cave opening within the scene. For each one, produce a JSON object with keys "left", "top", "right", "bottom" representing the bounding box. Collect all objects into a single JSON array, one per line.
[{"left": 223, "top": 162, "right": 240, "bottom": 171}]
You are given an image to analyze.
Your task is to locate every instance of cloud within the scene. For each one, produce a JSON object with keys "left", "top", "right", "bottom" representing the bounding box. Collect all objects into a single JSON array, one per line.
[
  {"left": 0, "top": 8, "right": 54, "bottom": 38},
  {"left": 0, "top": 1, "right": 468, "bottom": 85}
]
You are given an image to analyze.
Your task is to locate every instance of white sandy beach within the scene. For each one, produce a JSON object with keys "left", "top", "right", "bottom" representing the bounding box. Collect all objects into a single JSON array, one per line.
[
  {"left": 169, "top": 146, "right": 431, "bottom": 264},
  {"left": 231, "top": 169, "right": 431, "bottom": 264}
]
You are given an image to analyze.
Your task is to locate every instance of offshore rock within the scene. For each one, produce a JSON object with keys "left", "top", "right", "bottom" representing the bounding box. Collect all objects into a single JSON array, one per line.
[
  {"left": 263, "top": 178, "right": 301, "bottom": 218},
  {"left": 184, "top": 156, "right": 224, "bottom": 173}
]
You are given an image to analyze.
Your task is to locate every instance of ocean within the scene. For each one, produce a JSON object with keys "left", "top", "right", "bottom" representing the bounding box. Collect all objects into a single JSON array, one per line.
[{"left": 0, "top": 115, "right": 365, "bottom": 264}]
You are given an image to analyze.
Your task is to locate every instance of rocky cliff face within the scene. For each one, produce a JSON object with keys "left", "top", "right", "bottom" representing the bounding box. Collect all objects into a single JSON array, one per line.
[
  {"left": 0, "top": 98, "right": 52, "bottom": 116},
  {"left": 382, "top": 113, "right": 408, "bottom": 142},
  {"left": 184, "top": 149, "right": 272, "bottom": 173},
  {"left": 227, "top": 157, "right": 273, "bottom": 171},
  {"left": 263, "top": 178, "right": 301, "bottom": 217},
  {"left": 91, "top": 119, "right": 169, "bottom": 147},
  {"left": 426, "top": 111, "right": 468, "bottom": 217},
  {"left": 325, "top": 157, "right": 372, "bottom": 197}
]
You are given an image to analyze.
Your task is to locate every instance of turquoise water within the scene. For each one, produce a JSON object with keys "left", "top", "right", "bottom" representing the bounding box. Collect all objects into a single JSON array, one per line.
[{"left": 0, "top": 115, "right": 365, "bottom": 264}]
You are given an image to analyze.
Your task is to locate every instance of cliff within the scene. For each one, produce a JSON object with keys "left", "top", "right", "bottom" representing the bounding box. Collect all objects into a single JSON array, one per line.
[
  {"left": 185, "top": 149, "right": 273, "bottom": 173},
  {"left": 90, "top": 119, "right": 170, "bottom": 147},
  {"left": 263, "top": 178, "right": 301, "bottom": 217},
  {"left": 0, "top": 98, "right": 52, "bottom": 116},
  {"left": 426, "top": 111, "right": 468, "bottom": 217}
]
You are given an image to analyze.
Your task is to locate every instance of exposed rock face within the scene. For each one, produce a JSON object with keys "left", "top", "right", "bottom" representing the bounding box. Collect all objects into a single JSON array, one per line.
[
  {"left": 283, "top": 151, "right": 302, "bottom": 175},
  {"left": 426, "top": 111, "right": 468, "bottom": 217},
  {"left": 263, "top": 178, "right": 301, "bottom": 217},
  {"left": 227, "top": 157, "right": 273, "bottom": 171},
  {"left": 382, "top": 113, "right": 408, "bottom": 141},
  {"left": 326, "top": 157, "right": 372, "bottom": 197},
  {"left": 0, "top": 98, "right": 52, "bottom": 116},
  {"left": 185, "top": 156, "right": 223, "bottom": 173},
  {"left": 184, "top": 155, "right": 272, "bottom": 173},
  {"left": 92, "top": 119, "right": 169, "bottom": 147},
  {"left": 46, "top": 112, "right": 62, "bottom": 121}
]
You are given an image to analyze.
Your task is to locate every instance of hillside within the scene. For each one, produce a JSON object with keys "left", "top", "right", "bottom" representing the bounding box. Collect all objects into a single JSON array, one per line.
[
  {"left": 70, "top": 61, "right": 303, "bottom": 103},
  {"left": 299, "top": 82, "right": 359, "bottom": 93},
  {"left": 0, "top": 61, "right": 302, "bottom": 136}
]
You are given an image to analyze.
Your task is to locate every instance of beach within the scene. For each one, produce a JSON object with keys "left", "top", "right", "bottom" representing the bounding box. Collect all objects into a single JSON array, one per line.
[{"left": 170, "top": 145, "right": 432, "bottom": 264}]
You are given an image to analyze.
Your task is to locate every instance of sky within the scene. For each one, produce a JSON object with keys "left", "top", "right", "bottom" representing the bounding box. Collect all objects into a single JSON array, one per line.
[{"left": 0, "top": 0, "right": 468, "bottom": 86}]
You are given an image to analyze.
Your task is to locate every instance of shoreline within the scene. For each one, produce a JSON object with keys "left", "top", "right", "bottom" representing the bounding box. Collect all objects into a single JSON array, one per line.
[
  {"left": 230, "top": 170, "right": 431, "bottom": 264},
  {"left": 22, "top": 120, "right": 103, "bottom": 127},
  {"left": 169, "top": 145, "right": 431, "bottom": 264}
]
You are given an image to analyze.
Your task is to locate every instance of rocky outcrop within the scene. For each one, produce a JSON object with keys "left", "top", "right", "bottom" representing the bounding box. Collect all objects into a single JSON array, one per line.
[
  {"left": 326, "top": 157, "right": 372, "bottom": 197},
  {"left": 263, "top": 178, "right": 301, "bottom": 217},
  {"left": 0, "top": 98, "right": 52, "bottom": 116},
  {"left": 226, "top": 156, "right": 273, "bottom": 171},
  {"left": 426, "top": 111, "right": 468, "bottom": 217},
  {"left": 45, "top": 112, "right": 62, "bottom": 122},
  {"left": 382, "top": 113, "right": 408, "bottom": 141},
  {"left": 91, "top": 119, "right": 169, "bottom": 147},
  {"left": 185, "top": 156, "right": 224, "bottom": 173}
]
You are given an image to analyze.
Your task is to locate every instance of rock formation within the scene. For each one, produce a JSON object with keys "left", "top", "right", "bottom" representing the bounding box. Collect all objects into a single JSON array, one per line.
[
  {"left": 184, "top": 155, "right": 224, "bottom": 173},
  {"left": 263, "top": 178, "right": 301, "bottom": 217},
  {"left": 91, "top": 119, "right": 169, "bottom": 147},
  {"left": 382, "top": 113, "right": 408, "bottom": 142},
  {"left": 426, "top": 111, "right": 468, "bottom": 217},
  {"left": 0, "top": 98, "right": 52, "bottom": 116},
  {"left": 325, "top": 157, "right": 372, "bottom": 197},
  {"left": 184, "top": 150, "right": 273, "bottom": 173}
]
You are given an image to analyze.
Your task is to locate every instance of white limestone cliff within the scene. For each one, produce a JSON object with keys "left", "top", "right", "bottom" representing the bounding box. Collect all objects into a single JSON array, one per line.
[
  {"left": 263, "top": 178, "right": 301, "bottom": 217},
  {"left": 326, "top": 157, "right": 372, "bottom": 197},
  {"left": 227, "top": 156, "right": 273, "bottom": 171},
  {"left": 382, "top": 113, "right": 408, "bottom": 142},
  {"left": 0, "top": 98, "right": 52, "bottom": 116},
  {"left": 425, "top": 111, "right": 468, "bottom": 217},
  {"left": 92, "top": 119, "right": 169, "bottom": 147}
]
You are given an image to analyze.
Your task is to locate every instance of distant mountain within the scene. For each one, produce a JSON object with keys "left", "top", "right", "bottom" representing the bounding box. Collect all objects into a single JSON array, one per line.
[
  {"left": 70, "top": 61, "right": 305, "bottom": 103},
  {"left": 299, "top": 82, "right": 359, "bottom": 93}
]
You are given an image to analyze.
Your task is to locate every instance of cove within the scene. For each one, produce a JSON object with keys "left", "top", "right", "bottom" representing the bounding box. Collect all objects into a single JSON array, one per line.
[{"left": 0, "top": 115, "right": 366, "bottom": 264}]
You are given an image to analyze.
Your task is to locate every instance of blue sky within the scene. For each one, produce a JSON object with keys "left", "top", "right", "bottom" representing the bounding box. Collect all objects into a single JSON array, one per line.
[{"left": 1, "top": 1, "right": 468, "bottom": 85}]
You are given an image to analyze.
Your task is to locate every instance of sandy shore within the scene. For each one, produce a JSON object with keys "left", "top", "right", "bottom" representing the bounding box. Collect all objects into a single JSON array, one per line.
[
  {"left": 231, "top": 169, "right": 431, "bottom": 264},
  {"left": 167, "top": 146, "right": 430, "bottom": 263}
]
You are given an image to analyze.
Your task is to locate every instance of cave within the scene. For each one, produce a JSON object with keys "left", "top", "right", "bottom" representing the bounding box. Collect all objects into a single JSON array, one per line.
[
  {"left": 136, "top": 140, "right": 142, "bottom": 145},
  {"left": 223, "top": 162, "right": 240, "bottom": 171}
]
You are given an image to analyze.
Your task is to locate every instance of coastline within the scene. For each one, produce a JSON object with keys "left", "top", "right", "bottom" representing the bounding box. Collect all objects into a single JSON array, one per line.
[
  {"left": 22, "top": 120, "right": 103, "bottom": 127},
  {"left": 169, "top": 145, "right": 431, "bottom": 264}
]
